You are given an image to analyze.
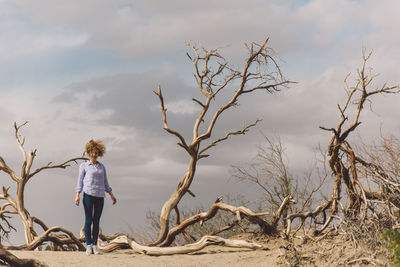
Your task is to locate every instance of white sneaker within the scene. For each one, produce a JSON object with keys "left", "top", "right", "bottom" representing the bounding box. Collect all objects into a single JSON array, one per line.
[
  {"left": 92, "top": 245, "right": 100, "bottom": 255},
  {"left": 86, "top": 245, "right": 93, "bottom": 255}
]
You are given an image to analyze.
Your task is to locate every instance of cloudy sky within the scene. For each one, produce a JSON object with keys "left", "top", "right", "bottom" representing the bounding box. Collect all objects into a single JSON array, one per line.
[{"left": 1, "top": 0, "right": 400, "bottom": 244}]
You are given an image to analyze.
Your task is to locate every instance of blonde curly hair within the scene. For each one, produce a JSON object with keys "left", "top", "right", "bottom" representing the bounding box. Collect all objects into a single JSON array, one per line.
[{"left": 85, "top": 139, "right": 106, "bottom": 157}]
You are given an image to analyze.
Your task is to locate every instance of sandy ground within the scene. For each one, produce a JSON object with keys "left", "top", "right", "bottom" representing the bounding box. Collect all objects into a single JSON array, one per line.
[
  {"left": 9, "top": 233, "right": 391, "bottom": 267},
  {"left": 11, "top": 246, "right": 279, "bottom": 267}
]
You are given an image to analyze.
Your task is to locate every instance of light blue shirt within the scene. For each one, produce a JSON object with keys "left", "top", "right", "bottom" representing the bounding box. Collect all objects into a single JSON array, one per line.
[{"left": 76, "top": 161, "right": 112, "bottom": 198}]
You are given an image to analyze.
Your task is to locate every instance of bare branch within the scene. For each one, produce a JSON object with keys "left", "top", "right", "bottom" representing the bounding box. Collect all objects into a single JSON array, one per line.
[
  {"left": 187, "top": 190, "right": 196, "bottom": 197},
  {"left": 32, "top": 216, "right": 49, "bottom": 232},
  {"left": 242, "top": 81, "right": 295, "bottom": 94},
  {"left": 0, "top": 157, "right": 20, "bottom": 182},
  {"left": 154, "top": 86, "right": 191, "bottom": 154},
  {"left": 199, "top": 120, "right": 261, "bottom": 156},
  {"left": 14, "top": 122, "right": 28, "bottom": 176},
  {"left": 27, "top": 157, "right": 87, "bottom": 179},
  {"left": 192, "top": 98, "right": 205, "bottom": 108},
  {"left": 24, "top": 149, "right": 37, "bottom": 179},
  {"left": 23, "top": 226, "right": 86, "bottom": 251},
  {"left": 194, "top": 38, "right": 290, "bottom": 146}
]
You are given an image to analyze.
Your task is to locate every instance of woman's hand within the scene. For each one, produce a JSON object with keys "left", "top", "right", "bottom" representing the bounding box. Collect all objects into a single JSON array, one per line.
[
  {"left": 111, "top": 195, "right": 117, "bottom": 205},
  {"left": 75, "top": 192, "right": 80, "bottom": 206},
  {"left": 108, "top": 191, "right": 117, "bottom": 205}
]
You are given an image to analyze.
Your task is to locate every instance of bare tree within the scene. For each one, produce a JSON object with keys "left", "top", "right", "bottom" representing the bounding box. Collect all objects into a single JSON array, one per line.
[
  {"left": 356, "top": 133, "right": 400, "bottom": 202},
  {"left": 229, "top": 52, "right": 399, "bottom": 265},
  {"left": 346, "top": 133, "right": 400, "bottom": 228},
  {"left": 233, "top": 50, "right": 399, "bottom": 240},
  {"left": 318, "top": 50, "right": 399, "bottom": 232},
  {"left": 233, "top": 135, "right": 294, "bottom": 212},
  {"left": 232, "top": 134, "right": 329, "bottom": 237},
  {"left": 276, "top": 51, "right": 399, "bottom": 238},
  {"left": 0, "top": 122, "right": 86, "bottom": 250},
  {"left": 151, "top": 38, "right": 292, "bottom": 245}
]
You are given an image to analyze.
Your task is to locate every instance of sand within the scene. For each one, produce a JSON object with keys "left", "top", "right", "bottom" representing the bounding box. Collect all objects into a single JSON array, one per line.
[{"left": 11, "top": 246, "right": 279, "bottom": 267}]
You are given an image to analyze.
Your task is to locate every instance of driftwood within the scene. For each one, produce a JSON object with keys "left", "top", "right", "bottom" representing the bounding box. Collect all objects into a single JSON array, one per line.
[{"left": 99, "top": 234, "right": 266, "bottom": 255}]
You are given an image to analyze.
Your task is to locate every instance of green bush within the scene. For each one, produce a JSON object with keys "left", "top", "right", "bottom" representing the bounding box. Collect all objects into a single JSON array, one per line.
[{"left": 381, "top": 228, "right": 400, "bottom": 266}]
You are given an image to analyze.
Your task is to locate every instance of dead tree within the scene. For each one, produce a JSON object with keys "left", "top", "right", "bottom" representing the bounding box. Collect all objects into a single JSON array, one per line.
[
  {"left": 232, "top": 135, "right": 328, "bottom": 236},
  {"left": 152, "top": 38, "right": 292, "bottom": 245},
  {"left": 317, "top": 50, "right": 399, "bottom": 232},
  {"left": 349, "top": 134, "right": 400, "bottom": 225},
  {"left": 234, "top": 51, "right": 399, "bottom": 238},
  {"left": 0, "top": 122, "right": 86, "bottom": 249},
  {"left": 233, "top": 135, "right": 294, "bottom": 212}
]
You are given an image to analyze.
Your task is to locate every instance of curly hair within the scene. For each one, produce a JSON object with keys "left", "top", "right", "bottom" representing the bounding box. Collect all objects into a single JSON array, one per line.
[{"left": 85, "top": 139, "right": 106, "bottom": 157}]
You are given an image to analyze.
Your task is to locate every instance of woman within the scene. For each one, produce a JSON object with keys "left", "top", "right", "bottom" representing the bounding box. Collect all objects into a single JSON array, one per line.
[{"left": 75, "top": 139, "right": 117, "bottom": 255}]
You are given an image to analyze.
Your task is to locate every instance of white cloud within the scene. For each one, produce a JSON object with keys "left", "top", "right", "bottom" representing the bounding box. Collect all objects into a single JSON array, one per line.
[
  {"left": 12, "top": 0, "right": 400, "bottom": 66},
  {"left": 0, "top": 25, "right": 88, "bottom": 62},
  {"left": 13, "top": 1, "right": 301, "bottom": 59},
  {"left": 0, "top": 8, "right": 87, "bottom": 60},
  {"left": 296, "top": 0, "right": 362, "bottom": 37},
  {"left": 159, "top": 99, "right": 201, "bottom": 115}
]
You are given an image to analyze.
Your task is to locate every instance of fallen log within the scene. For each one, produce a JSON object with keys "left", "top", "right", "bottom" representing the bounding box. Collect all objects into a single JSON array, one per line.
[{"left": 100, "top": 234, "right": 267, "bottom": 255}]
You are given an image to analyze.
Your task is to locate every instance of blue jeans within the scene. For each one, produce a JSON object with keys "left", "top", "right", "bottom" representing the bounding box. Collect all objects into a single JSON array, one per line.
[{"left": 83, "top": 193, "right": 104, "bottom": 245}]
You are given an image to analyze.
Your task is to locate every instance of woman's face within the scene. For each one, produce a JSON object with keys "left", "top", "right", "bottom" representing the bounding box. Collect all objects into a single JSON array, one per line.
[{"left": 89, "top": 150, "right": 100, "bottom": 161}]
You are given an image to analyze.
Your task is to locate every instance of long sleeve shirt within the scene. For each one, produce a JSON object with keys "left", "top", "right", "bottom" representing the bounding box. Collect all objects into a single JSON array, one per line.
[{"left": 76, "top": 161, "right": 112, "bottom": 198}]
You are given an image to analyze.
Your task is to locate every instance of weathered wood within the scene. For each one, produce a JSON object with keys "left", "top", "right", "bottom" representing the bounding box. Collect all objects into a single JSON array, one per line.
[
  {"left": 158, "top": 199, "right": 276, "bottom": 247},
  {"left": 100, "top": 235, "right": 266, "bottom": 255}
]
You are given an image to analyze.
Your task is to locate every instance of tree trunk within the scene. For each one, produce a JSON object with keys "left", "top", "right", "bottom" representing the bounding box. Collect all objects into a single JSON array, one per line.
[
  {"left": 16, "top": 182, "right": 37, "bottom": 244},
  {"left": 152, "top": 157, "right": 197, "bottom": 245}
]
